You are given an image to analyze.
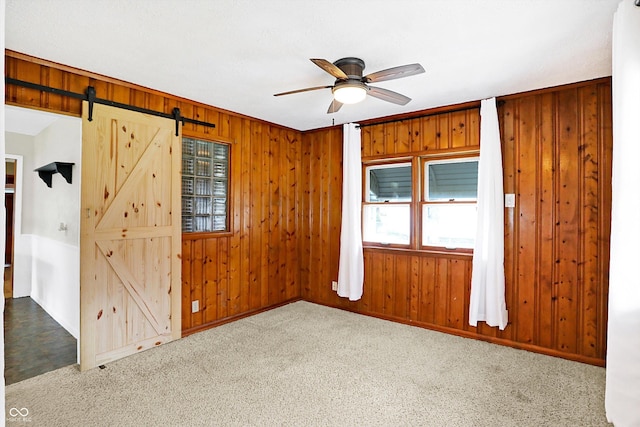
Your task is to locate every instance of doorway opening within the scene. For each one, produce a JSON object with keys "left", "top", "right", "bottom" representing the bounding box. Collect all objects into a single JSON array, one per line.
[
  {"left": 5, "top": 158, "right": 15, "bottom": 299},
  {"left": 4, "top": 106, "right": 81, "bottom": 384}
]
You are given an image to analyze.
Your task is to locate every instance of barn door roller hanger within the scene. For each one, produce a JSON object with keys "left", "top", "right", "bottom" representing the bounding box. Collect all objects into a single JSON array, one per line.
[{"left": 5, "top": 77, "right": 216, "bottom": 136}]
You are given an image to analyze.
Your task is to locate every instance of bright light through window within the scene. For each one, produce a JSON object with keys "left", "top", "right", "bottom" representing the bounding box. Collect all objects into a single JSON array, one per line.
[
  {"left": 422, "top": 204, "right": 477, "bottom": 249},
  {"left": 364, "top": 162, "right": 411, "bottom": 245},
  {"left": 363, "top": 204, "right": 410, "bottom": 245},
  {"left": 422, "top": 158, "right": 478, "bottom": 249}
]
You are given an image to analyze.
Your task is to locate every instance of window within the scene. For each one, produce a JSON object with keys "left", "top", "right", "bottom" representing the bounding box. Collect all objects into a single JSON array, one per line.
[
  {"left": 422, "top": 158, "right": 478, "bottom": 249},
  {"left": 182, "top": 137, "right": 230, "bottom": 233},
  {"left": 363, "top": 162, "right": 412, "bottom": 245},
  {"left": 362, "top": 155, "right": 479, "bottom": 252}
]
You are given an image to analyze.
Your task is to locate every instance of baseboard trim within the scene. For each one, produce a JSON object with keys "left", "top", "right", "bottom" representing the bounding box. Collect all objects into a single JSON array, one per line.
[
  {"left": 181, "top": 297, "right": 605, "bottom": 367},
  {"left": 181, "top": 297, "right": 303, "bottom": 337},
  {"left": 309, "top": 301, "right": 606, "bottom": 368},
  {"left": 29, "top": 294, "right": 79, "bottom": 339}
]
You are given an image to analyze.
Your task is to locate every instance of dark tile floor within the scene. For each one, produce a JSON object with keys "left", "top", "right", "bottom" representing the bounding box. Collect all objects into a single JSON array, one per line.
[{"left": 4, "top": 297, "right": 77, "bottom": 385}]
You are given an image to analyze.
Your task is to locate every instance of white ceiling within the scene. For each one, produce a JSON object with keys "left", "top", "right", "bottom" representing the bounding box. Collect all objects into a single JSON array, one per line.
[
  {"left": 4, "top": 105, "right": 63, "bottom": 136},
  {"left": 5, "top": 0, "right": 621, "bottom": 131}
]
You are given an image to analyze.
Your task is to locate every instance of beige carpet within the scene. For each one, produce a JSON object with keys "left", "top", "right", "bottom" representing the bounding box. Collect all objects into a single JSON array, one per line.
[{"left": 6, "top": 301, "right": 609, "bottom": 426}]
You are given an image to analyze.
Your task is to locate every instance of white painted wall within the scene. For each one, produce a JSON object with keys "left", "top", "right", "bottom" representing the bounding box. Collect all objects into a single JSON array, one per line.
[
  {"left": 31, "top": 118, "right": 81, "bottom": 245},
  {"left": 4, "top": 114, "right": 82, "bottom": 339},
  {"left": 30, "top": 237, "right": 79, "bottom": 338},
  {"left": 29, "top": 117, "right": 82, "bottom": 338}
]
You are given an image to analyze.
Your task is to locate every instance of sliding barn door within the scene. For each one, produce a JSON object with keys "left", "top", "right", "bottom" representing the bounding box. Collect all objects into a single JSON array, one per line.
[{"left": 80, "top": 102, "right": 181, "bottom": 371}]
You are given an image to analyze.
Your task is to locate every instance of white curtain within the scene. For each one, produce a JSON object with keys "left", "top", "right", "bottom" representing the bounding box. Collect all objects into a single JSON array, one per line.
[
  {"left": 337, "top": 123, "right": 364, "bottom": 301},
  {"left": 606, "top": 1, "right": 640, "bottom": 425},
  {"left": 469, "top": 97, "right": 508, "bottom": 330}
]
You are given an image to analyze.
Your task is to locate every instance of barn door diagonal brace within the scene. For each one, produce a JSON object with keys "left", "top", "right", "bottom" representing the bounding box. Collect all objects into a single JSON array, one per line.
[{"left": 5, "top": 78, "right": 215, "bottom": 136}]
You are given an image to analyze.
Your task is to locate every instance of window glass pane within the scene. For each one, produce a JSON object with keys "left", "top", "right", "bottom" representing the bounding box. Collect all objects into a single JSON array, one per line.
[
  {"left": 182, "top": 137, "right": 229, "bottom": 233},
  {"left": 363, "top": 204, "right": 410, "bottom": 245},
  {"left": 422, "top": 204, "right": 477, "bottom": 249},
  {"left": 367, "top": 163, "right": 412, "bottom": 202},
  {"left": 426, "top": 160, "right": 478, "bottom": 201}
]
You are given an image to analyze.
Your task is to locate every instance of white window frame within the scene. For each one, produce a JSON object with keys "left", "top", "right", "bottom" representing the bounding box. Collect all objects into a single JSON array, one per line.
[
  {"left": 421, "top": 156, "right": 479, "bottom": 250},
  {"left": 363, "top": 161, "right": 412, "bottom": 246}
]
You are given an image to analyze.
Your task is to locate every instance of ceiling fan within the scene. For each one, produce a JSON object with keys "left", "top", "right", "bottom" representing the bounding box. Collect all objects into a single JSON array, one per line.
[{"left": 274, "top": 57, "right": 425, "bottom": 114}]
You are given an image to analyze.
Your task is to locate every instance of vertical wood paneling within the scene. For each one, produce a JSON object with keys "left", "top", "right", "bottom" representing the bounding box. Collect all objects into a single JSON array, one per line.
[
  {"left": 285, "top": 131, "right": 298, "bottom": 300},
  {"left": 191, "top": 239, "right": 204, "bottom": 327},
  {"left": 450, "top": 110, "right": 467, "bottom": 149},
  {"left": 418, "top": 257, "right": 436, "bottom": 324},
  {"left": 5, "top": 53, "right": 304, "bottom": 335},
  {"left": 181, "top": 240, "right": 193, "bottom": 330},
  {"left": 300, "top": 129, "right": 311, "bottom": 299},
  {"left": 434, "top": 258, "right": 448, "bottom": 326},
  {"left": 409, "top": 255, "right": 420, "bottom": 321},
  {"left": 597, "top": 83, "right": 612, "bottom": 357},
  {"left": 319, "top": 131, "right": 331, "bottom": 301},
  {"left": 556, "top": 88, "right": 580, "bottom": 354},
  {"left": 227, "top": 115, "right": 243, "bottom": 317},
  {"left": 396, "top": 120, "right": 411, "bottom": 153},
  {"left": 533, "top": 94, "right": 554, "bottom": 349},
  {"left": 301, "top": 80, "right": 611, "bottom": 365},
  {"left": 515, "top": 96, "right": 537, "bottom": 345},
  {"left": 500, "top": 103, "right": 514, "bottom": 342},
  {"left": 217, "top": 237, "right": 229, "bottom": 320},
  {"left": 239, "top": 118, "right": 253, "bottom": 315},
  {"left": 6, "top": 52, "right": 611, "bottom": 365},
  {"left": 268, "top": 128, "right": 281, "bottom": 305},
  {"left": 371, "top": 125, "right": 385, "bottom": 156},
  {"left": 448, "top": 259, "right": 465, "bottom": 329},
  {"left": 306, "top": 131, "right": 321, "bottom": 302},
  {"left": 248, "top": 121, "right": 264, "bottom": 311},
  {"left": 203, "top": 239, "right": 218, "bottom": 324},
  {"left": 394, "top": 255, "right": 409, "bottom": 318}
]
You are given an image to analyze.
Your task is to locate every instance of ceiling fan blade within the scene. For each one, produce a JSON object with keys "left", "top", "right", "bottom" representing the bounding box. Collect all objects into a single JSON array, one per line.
[
  {"left": 310, "top": 58, "right": 349, "bottom": 80},
  {"left": 274, "top": 85, "right": 332, "bottom": 97},
  {"left": 367, "top": 86, "right": 412, "bottom": 106},
  {"left": 327, "top": 99, "right": 343, "bottom": 114},
  {"left": 364, "top": 63, "right": 425, "bottom": 83}
]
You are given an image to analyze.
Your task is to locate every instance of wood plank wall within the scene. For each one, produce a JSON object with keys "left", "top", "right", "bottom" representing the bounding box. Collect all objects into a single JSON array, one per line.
[
  {"left": 4, "top": 51, "right": 303, "bottom": 335},
  {"left": 5, "top": 51, "right": 612, "bottom": 365},
  {"left": 301, "top": 79, "right": 612, "bottom": 366}
]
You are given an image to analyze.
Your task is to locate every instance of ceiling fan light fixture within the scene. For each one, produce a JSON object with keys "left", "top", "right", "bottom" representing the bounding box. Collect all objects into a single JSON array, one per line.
[{"left": 333, "top": 83, "right": 367, "bottom": 104}]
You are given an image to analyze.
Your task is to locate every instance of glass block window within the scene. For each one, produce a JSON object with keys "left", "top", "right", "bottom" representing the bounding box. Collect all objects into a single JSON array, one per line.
[{"left": 182, "top": 137, "right": 229, "bottom": 233}]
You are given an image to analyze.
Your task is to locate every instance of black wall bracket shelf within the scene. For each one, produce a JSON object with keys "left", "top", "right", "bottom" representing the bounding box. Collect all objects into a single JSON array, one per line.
[{"left": 35, "top": 162, "right": 75, "bottom": 188}]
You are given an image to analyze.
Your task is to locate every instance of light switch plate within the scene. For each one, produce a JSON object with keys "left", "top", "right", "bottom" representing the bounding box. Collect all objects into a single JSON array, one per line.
[
  {"left": 192, "top": 300, "right": 199, "bottom": 313},
  {"left": 505, "top": 193, "right": 516, "bottom": 208}
]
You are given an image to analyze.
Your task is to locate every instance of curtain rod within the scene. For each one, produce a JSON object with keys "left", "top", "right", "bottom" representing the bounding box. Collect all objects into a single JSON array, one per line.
[{"left": 5, "top": 77, "right": 216, "bottom": 136}]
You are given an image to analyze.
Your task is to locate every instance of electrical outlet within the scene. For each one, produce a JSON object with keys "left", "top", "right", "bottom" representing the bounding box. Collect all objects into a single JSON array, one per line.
[
  {"left": 191, "top": 300, "right": 199, "bottom": 313},
  {"left": 331, "top": 281, "right": 338, "bottom": 291}
]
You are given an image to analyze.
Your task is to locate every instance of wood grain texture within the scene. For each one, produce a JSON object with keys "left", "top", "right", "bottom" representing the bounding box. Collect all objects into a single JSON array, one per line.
[
  {"left": 6, "top": 52, "right": 302, "bottom": 336},
  {"left": 300, "top": 80, "right": 611, "bottom": 366},
  {"left": 180, "top": 121, "right": 303, "bottom": 332},
  {"left": 79, "top": 103, "right": 181, "bottom": 370},
  {"left": 5, "top": 51, "right": 611, "bottom": 365}
]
